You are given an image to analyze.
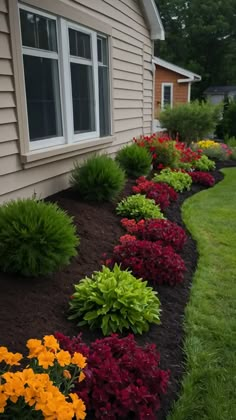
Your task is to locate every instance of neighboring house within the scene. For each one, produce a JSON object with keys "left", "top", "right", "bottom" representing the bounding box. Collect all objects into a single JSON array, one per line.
[
  {"left": 0, "top": 0, "right": 164, "bottom": 204},
  {"left": 152, "top": 57, "right": 201, "bottom": 131},
  {"left": 204, "top": 86, "right": 236, "bottom": 105}
]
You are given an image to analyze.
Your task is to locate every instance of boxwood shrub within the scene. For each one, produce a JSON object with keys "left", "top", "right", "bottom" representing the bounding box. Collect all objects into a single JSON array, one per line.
[{"left": 115, "top": 143, "right": 152, "bottom": 177}]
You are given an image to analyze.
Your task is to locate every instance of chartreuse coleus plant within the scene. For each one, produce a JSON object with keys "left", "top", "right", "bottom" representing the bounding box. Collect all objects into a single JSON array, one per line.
[
  {"left": 68, "top": 264, "right": 161, "bottom": 335},
  {"left": 153, "top": 168, "right": 192, "bottom": 193},
  {"left": 116, "top": 194, "right": 165, "bottom": 221},
  {"left": 193, "top": 155, "right": 216, "bottom": 171}
]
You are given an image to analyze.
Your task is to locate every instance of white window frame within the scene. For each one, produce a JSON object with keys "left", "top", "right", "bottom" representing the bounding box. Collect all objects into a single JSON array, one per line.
[
  {"left": 18, "top": 3, "right": 105, "bottom": 151},
  {"left": 161, "top": 83, "right": 173, "bottom": 109}
]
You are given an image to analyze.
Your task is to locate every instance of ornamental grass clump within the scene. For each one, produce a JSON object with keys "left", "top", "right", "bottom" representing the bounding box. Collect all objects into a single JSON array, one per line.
[
  {"left": 55, "top": 332, "right": 170, "bottom": 420},
  {"left": 70, "top": 155, "right": 126, "bottom": 202},
  {"left": 116, "top": 194, "right": 164, "bottom": 220},
  {"left": 153, "top": 168, "right": 192, "bottom": 193},
  {"left": 68, "top": 264, "right": 161, "bottom": 335},
  {"left": 115, "top": 143, "right": 152, "bottom": 177},
  {"left": 193, "top": 155, "right": 216, "bottom": 171},
  {"left": 0, "top": 335, "right": 86, "bottom": 419},
  {"left": 0, "top": 198, "right": 79, "bottom": 276},
  {"left": 106, "top": 239, "right": 186, "bottom": 285},
  {"left": 121, "top": 218, "right": 187, "bottom": 252}
]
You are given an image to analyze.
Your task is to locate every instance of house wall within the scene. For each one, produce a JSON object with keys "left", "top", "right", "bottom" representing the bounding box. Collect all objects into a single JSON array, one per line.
[
  {"left": 155, "top": 64, "right": 189, "bottom": 117},
  {"left": 0, "top": 0, "right": 153, "bottom": 204}
]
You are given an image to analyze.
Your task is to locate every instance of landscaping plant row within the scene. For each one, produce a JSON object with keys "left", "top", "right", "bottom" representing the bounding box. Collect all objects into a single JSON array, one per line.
[{"left": 0, "top": 135, "right": 220, "bottom": 419}]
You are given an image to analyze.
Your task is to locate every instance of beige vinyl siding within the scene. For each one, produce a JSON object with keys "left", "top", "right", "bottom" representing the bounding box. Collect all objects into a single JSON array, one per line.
[
  {"left": 0, "top": 0, "right": 154, "bottom": 203},
  {"left": 0, "top": 0, "right": 21, "bottom": 194}
]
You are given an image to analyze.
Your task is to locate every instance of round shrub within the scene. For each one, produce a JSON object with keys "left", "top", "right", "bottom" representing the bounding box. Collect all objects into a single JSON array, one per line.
[
  {"left": 115, "top": 143, "right": 152, "bottom": 177},
  {"left": 153, "top": 168, "right": 192, "bottom": 192},
  {"left": 193, "top": 155, "right": 216, "bottom": 171},
  {"left": 121, "top": 218, "right": 187, "bottom": 252},
  {"left": 116, "top": 194, "right": 164, "bottom": 221},
  {"left": 0, "top": 199, "right": 79, "bottom": 276},
  {"left": 70, "top": 155, "right": 126, "bottom": 202},
  {"left": 55, "top": 333, "right": 169, "bottom": 420},
  {"left": 132, "top": 176, "right": 178, "bottom": 211},
  {"left": 107, "top": 239, "right": 186, "bottom": 285},
  {"left": 68, "top": 264, "right": 161, "bottom": 335}
]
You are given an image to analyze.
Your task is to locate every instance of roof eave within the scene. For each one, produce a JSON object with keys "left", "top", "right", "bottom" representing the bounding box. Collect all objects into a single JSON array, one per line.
[
  {"left": 153, "top": 57, "right": 201, "bottom": 80},
  {"left": 140, "top": 0, "right": 165, "bottom": 40}
]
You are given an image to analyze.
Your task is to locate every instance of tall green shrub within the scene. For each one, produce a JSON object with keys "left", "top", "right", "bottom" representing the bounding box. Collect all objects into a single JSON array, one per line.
[
  {"left": 159, "top": 101, "right": 222, "bottom": 145},
  {"left": 222, "top": 100, "right": 236, "bottom": 138},
  {"left": 0, "top": 199, "right": 79, "bottom": 276},
  {"left": 115, "top": 144, "right": 152, "bottom": 177},
  {"left": 70, "top": 155, "right": 126, "bottom": 202}
]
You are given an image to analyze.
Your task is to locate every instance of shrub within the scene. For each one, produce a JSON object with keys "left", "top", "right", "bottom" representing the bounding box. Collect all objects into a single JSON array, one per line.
[
  {"left": 221, "top": 100, "right": 236, "bottom": 138},
  {"left": 132, "top": 177, "right": 178, "bottom": 211},
  {"left": 193, "top": 155, "right": 216, "bottom": 171},
  {"left": 153, "top": 168, "right": 192, "bottom": 192},
  {"left": 188, "top": 171, "right": 215, "bottom": 187},
  {"left": 55, "top": 332, "right": 170, "bottom": 420},
  {"left": 0, "top": 335, "right": 86, "bottom": 419},
  {"left": 106, "top": 239, "right": 186, "bottom": 285},
  {"left": 68, "top": 264, "right": 161, "bottom": 336},
  {"left": 159, "top": 101, "right": 222, "bottom": 145},
  {"left": 0, "top": 199, "right": 79, "bottom": 276},
  {"left": 121, "top": 218, "right": 187, "bottom": 252},
  {"left": 135, "top": 135, "right": 180, "bottom": 169},
  {"left": 116, "top": 194, "right": 164, "bottom": 220},
  {"left": 70, "top": 155, "right": 126, "bottom": 202},
  {"left": 225, "top": 136, "right": 236, "bottom": 148},
  {"left": 230, "top": 147, "right": 236, "bottom": 160},
  {"left": 115, "top": 143, "right": 152, "bottom": 177}
]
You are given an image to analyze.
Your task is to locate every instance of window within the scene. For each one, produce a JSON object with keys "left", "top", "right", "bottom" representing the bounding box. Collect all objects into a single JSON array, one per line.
[
  {"left": 19, "top": 4, "right": 110, "bottom": 151},
  {"left": 161, "top": 83, "right": 173, "bottom": 109}
]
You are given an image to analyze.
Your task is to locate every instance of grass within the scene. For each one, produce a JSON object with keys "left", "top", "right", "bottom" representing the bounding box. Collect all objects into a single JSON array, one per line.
[{"left": 169, "top": 168, "right": 236, "bottom": 420}]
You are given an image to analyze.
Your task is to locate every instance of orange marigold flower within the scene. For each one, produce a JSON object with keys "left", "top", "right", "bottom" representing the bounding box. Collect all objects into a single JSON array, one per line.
[
  {"left": 63, "top": 369, "right": 72, "bottom": 379},
  {"left": 0, "top": 385, "right": 8, "bottom": 413},
  {"left": 71, "top": 353, "right": 87, "bottom": 369},
  {"left": 78, "top": 372, "right": 85, "bottom": 383},
  {"left": 43, "top": 335, "right": 60, "bottom": 352},
  {"left": 69, "top": 393, "right": 86, "bottom": 420},
  {"left": 4, "top": 351, "right": 23, "bottom": 366},
  {"left": 37, "top": 350, "right": 55, "bottom": 369},
  {"left": 56, "top": 350, "right": 71, "bottom": 367},
  {"left": 0, "top": 347, "right": 8, "bottom": 363},
  {"left": 26, "top": 338, "right": 44, "bottom": 358}
]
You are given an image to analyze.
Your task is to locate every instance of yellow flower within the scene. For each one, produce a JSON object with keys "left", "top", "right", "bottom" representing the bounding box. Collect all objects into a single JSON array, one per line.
[
  {"left": 69, "top": 393, "right": 86, "bottom": 420},
  {"left": 0, "top": 385, "right": 8, "bottom": 413},
  {"left": 2, "top": 373, "right": 25, "bottom": 403},
  {"left": 71, "top": 353, "right": 87, "bottom": 369},
  {"left": 27, "top": 338, "right": 44, "bottom": 358},
  {"left": 0, "top": 347, "right": 8, "bottom": 363},
  {"left": 43, "top": 335, "right": 60, "bottom": 352},
  {"left": 63, "top": 369, "right": 72, "bottom": 379},
  {"left": 4, "top": 351, "right": 23, "bottom": 366},
  {"left": 56, "top": 350, "right": 71, "bottom": 367},
  {"left": 37, "top": 350, "right": 55, "bottom": 369},
  {"left": 78, "top": 372, "right": 85, "bottom": 383}
]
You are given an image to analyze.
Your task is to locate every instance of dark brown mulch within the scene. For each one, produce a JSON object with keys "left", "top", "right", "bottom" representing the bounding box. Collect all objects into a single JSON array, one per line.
[{"left": 0, "top": 161, "right": 234, "bottom": 419}]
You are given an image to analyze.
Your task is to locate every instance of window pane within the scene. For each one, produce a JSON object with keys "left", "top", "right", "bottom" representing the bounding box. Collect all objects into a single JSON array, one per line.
[
  {"left": 20, "top": 9, "right": 57, "bottom": 51},
  {"left": 70, "top": 63, "right": 95, "bottom": 133},
  {"left": 99, "top": 66, "right": 110, "bottom": 137},
  {"left": 69, "top": 29, "right": 91, "bottom": 59},
  {"left": 97, "top": 36, "right": 108, "bottom": 65},
  {"left": 164, "top": 86, "right": 171, "bottom": 106},
  {"left": 23, "top": 55, "right": 62, "bottom": 141},
  {"left": 97, "top": 38, "right": 102, "bottom": 62}
]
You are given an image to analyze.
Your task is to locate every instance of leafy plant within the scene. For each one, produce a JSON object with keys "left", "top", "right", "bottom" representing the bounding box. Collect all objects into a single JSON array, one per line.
[
  {"left": 230, "top": 147, "right": 236, "bottom": 160},
  {"left": 70, "top": 155, "right": 126, "bottom": 202},
  {"left": 68, "top": 264, "right": 161, "bottom": 335},
  {"left": 201, "top": 145, "right": 230, "bottom": 161},
  {"left": 121, "top": 218, "right": 187, "bottom": 252},
  {"left": 132, "top": 177, "right": 178, "bottom": 210},
  {"left": 0, "top": 199, "right": 79, "bottom": 276},
  {"left": 193, "top": 155, "right": 216, "bottom": 171},
  {"left": 115, "top": 143, "right": 152, "bottom": 177},
  {"left": 225, "top": 136, "right": 236, "bottom": 147},
  {"left": 159, "top": 101, "right": 222, "bottom": 145},
  {"left": 188, "top": 171, "right": 215, "bottom": 187},
  {"left": 55, "top": 333, "right": 170, "bottom": 420},
  {"left": 153, "top": 168, "right": 192, "bottom": 192},
  {"left": 106, "top": 239, "right": 186, "bottom": 285},
  {"left": 116, "top": 194, "right": 165, "bottom": 220}
]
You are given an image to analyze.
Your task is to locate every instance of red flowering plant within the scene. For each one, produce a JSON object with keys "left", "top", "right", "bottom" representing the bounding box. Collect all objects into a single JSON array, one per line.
[
  {"left": 121, "top": 218, "right": 187, "bottom": 252},
  {"left": 175, "top": 140, "right": 202, "bottom": 166},
  {"left": 188, "top": 171, "right": 215, "bottom": 187},
  {"left": 132, "top": 177, "right": 178, "bottom": 211},
  {"left": 55, "top": 333, "right": 170, "bottom": 420},
  {"left": 105, "top": 238, "right": 186, "bottom": 286},
  {"left": 134, "top": 134, "right": 180, "bottom": 169}
]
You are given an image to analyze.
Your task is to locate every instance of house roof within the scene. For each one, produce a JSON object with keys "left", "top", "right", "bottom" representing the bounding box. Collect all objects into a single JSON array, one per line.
[
  {"left": 140, "top": 0, "right": 165, "bottom": 40},
  {"left": 153, "top": 57, "right": 201, "bottom": 82},
  {"left": 204, "top": 86, "right": 236, "bottom": 95}
]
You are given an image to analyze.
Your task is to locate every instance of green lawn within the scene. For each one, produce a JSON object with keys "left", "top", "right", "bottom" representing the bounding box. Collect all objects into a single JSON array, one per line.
[{"left": 169, "top": 168, "right": 236, "bottom": 420}]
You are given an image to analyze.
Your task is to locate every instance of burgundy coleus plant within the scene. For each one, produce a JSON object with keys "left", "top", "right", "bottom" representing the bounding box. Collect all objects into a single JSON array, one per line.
[
  {"left": 132, "top": 177, "right": 178, "bottom": 211},
  {"left": 188, "top": 171, "right": 215, "bottom": 187},
  {"left": 55, "top": 333, "right": 170, "bottom": 420}
]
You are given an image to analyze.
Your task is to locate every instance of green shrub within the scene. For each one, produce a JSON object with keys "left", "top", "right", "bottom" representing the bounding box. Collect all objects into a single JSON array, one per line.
[
  {"left": 153, "top": 168, "right": 192, "bottom": 192},
  {"left": 230, "top": 147, "right": 236, "bottom": 160},
  {"left": 115, "top": 144, "right": 152, "bottom": 177},
  {"left": 70, "top": 155, "right": 126, "bottom": 202},
  {"left": 222, "top": 100, "right": 236, "bottom": 138},
  {"left": 0, "top": 199, "right": 79, "bottom": 276},
  {"left": 116, "top": 194, "right": 164, "bottom": 220},
  {"left": 68, "top": 264, "right": 161, "bottom": 335},
  {"left": 159, "top": 101, "right": 222, "bottom": 145},
  {"left": 225, "top": 136, "right": 236, "bottom": 147},
  {"left": 193, "top": 155, "right": 216, "bottom": 171}
]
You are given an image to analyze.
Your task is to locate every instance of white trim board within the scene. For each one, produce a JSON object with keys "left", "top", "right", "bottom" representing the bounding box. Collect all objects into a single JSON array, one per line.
[{"left": 153, "top": 57, "right": 201, "bottom": 82}]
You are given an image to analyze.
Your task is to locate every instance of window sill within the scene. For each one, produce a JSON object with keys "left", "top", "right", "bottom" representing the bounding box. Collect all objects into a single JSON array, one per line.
[{"left": 21, "top": 136, "right": 115, "bottom": 169}]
